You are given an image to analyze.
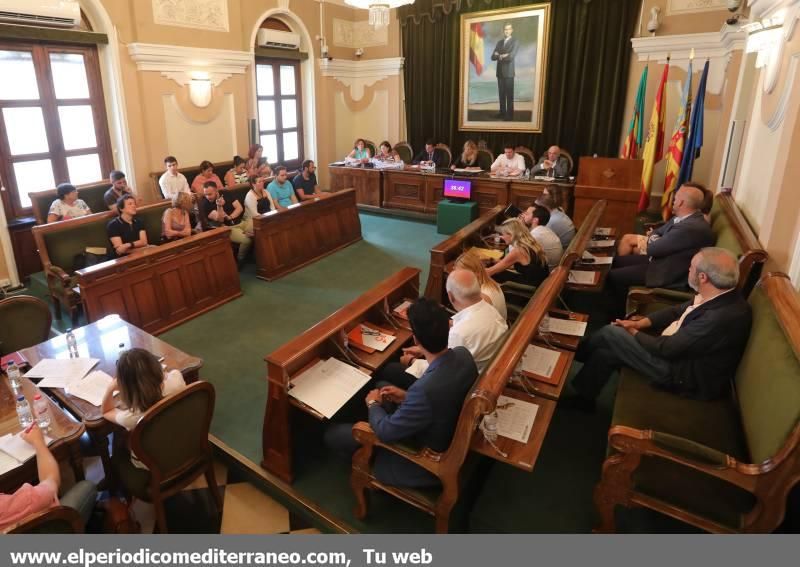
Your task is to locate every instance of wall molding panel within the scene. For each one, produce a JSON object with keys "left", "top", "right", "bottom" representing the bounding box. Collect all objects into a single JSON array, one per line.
[
  {"left": 152, "top": 0, "right": 229, "bottom": 32},
  {"left": 128, "top": 43, "right": 252, "bottom": 87},
  {"left": 319, "top": 57, "right": 403, "bottom": 101}
]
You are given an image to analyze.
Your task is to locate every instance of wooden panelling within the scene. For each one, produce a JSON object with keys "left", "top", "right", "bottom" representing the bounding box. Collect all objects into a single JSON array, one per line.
[
  {"left": 253, "top": 188, "right": 362, "bottom": 281},
  {"left": 329, "top": 166, "right": 382, "bottom": 207},
  {"left": 574, "top": 157, "right": 642, "bottom": 236},
  {"left": 8, "top": 219, "right": 41, "bottom": 279},
  {"left": 382, "top": 171, "right": 428, "bottom": 213}
]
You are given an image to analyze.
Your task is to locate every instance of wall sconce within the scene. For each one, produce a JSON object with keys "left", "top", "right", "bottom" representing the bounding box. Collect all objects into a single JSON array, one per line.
[{"left": 189, "top": 73, "right": 213, "bottom": 108}]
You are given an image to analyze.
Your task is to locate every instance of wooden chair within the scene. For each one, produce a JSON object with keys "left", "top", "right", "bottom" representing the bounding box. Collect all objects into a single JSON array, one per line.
[
  {"left": 394, "top": 141, "right": 414, "bottom": 164},
  {"left": 476, "top": 149, "right": 494, "bottom": 171},
  {"left": 3, "top": 506, "right": 83, "bottom": 534},
  {"left": 435, "top": 144, "right": 452, "bottom": 168},
  {"left": 111, "top": 382, "right": 221, "bottom": 533},
  {"left": 0, "top": 295, "right": 52, "bottom": 356},
  {"left": 514, "top": 146, "right": 536, "bottom": 170},
  {"left": 560, "top": 150, "right": 574, "bottom": 174}
]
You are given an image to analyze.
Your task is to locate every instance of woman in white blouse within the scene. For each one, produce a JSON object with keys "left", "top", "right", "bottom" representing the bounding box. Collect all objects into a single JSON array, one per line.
[
  {"left": 454, "top": 250, "right": 507, "bottom": 320},
  {"left": 47, "top": 183, "right": 91, "bottom": 223}
]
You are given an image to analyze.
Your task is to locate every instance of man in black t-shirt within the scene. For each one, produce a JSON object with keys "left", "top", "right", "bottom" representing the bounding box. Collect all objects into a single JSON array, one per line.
[
  {"left": 200, "top": 181, "right": 252, "bottom": 268},
  {"left": 291, "top": 160, "right": 325, "bottom": 201},
  {"left": 107, "top": 195, "right": 148, "bottom": 258}
]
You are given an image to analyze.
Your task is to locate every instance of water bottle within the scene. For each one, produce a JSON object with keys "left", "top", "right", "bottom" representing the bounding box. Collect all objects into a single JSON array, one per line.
[
  {"left": 33, "top": 394, "right": 50, "bottom": 430},
  {"left": 6, "top": 361, "right": 21, "bottom": 391},
  {"left": 539, "top": 314, "right": 551, "bottom": 336},
  {"left": 482, "top": 411, "right": 498, "bottom": 443},
  {"left": 66, "top": 328, "right": 78, "bottom": 358},
  {"left": 16, "top": 395, "right": 34, "bottom": 428}
]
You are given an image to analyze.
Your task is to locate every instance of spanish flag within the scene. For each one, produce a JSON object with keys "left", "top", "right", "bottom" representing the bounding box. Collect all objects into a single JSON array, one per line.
[
  {"left": 661, "top": 59, "right": 693, "bottom": 220},
  {"left": 638, "top": 61, "right": 669, "bottom": 213},
  {"left": 470, "top": 23, "right": 485, "bottom": 76},
  {"left": 621, "top": 65, "right": 648, "bottom": 159}
]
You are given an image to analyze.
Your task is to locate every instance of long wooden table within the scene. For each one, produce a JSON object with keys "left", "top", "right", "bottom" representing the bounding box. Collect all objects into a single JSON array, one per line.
[
  {"left": 76, "top": 228, "right": 242, "bottom": 336},
  {"left": 19, "top": 315, "right": 203, "bottom": 478},
  {"left": 253, "top": 188, "right": 362, "bottom": 281},
  {"left": 262, "top": 267, "right": 420, "bottom": 483}
]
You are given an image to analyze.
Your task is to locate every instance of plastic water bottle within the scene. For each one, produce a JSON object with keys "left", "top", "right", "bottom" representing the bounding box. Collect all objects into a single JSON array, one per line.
[
  {"left": 524, "top": 168, "right": 530, "bottom": 180},
  {"left": 482, "top": 411, "right": 498, "bottom": 443},
  {"left": 66, "top": 328, "right": 78, "bottom": 358},
  {"left": 33, "top": 394, "right": 50, "bottom": 430},
  {"left": 539, "top": 314, "right": 551, "bottom": 335},
  {"left": 16, "top": 395, "right": 34, "bottom": 428},
  {"left": 6, "top": 361, "right": 21, "bottom": 391}
]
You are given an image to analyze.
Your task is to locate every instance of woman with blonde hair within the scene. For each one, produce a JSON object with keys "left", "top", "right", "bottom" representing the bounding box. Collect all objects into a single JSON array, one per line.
[
  {"left": 451, "top": 140, "right": 480, "bottom": 169},
  {"left": 455, "top": 250, "right": 507, "bottom": 319},
  {"left": 486, "top": 218, "right": 549, "bottom": 286},
  {"left": 161, "top": 191, "right": 193, "bottom": 241}
]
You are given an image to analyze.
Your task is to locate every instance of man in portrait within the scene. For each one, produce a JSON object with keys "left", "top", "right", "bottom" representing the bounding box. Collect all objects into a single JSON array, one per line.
[{"left": 491, "top": 22, "right": 519, "bottom": 121}]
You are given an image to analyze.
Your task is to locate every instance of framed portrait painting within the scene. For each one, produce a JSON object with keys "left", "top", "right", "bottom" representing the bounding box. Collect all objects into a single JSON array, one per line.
[{"left": 459, "top": 4, "right": 551, "bottom": 132}]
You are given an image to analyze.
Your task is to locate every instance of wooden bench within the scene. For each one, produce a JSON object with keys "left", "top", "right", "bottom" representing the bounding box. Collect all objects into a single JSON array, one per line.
[
  {"left": 149, "top": 161, "right": 233, "bottom": 197},
  {"left": 595, "top": 272, "right": 800, "bottom": 533},
  {"left": 31, "top": 201, "right": 170, "bottom": 325},
  {"left": 29, "top": 180, "right": 111, "bottom": 225}
]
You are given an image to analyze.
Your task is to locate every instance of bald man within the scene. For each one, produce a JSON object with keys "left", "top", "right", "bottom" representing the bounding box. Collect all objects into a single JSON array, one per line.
[
  {"left": 532, "top": 146, "right": 570, "bottom": 178},
  {"left": 606, "top": 183, "right": 716, "bottom": 318},
  {"left": 562, "top": 248, "right": 751, "bottom": 411}
]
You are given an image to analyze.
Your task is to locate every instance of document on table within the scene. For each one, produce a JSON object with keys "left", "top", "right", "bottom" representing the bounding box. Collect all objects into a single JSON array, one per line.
[
  {"left": 568, "top": 270, "right": 598, "bottom": 285},
  {"left": 590, "top": 239, "right": 616, "bottom": 248},
  {"left": 520, "top": 344, "right": 561, "bottom": 379},
  {"left": 358, "top": 324, "right": 396, "bottom": 352},
  {"left": 0, "top": 432, "right": 54, "bottom": 465},
  {"left": 65, "top": 370, "right": 114, "bottom": 406},
  {"left": 393, "top": 300, "right": 412, "bottom": 320},
  {"left": 471, "top": 247, "right": 504, "bottom": 262},
  {"left": 289, "top": 358, "right": 371, "bottom": 419},
  {"left": 26, "top": 358, "right": 100, "bottom": 388},
  {"left": 0, "top": 450, "right": 18, "bottom": 475},
  {"left": 594, "top": 227, "right": 613, "bottom": 236},
  {"left": 494, "top": 395, "right": 538, "bottom": 444},
  {"left": 547, "top": 318, "right": 587, "bottom": 337},
  {"left": 581, "top": 251, "right": 613, "bottom": 265}
]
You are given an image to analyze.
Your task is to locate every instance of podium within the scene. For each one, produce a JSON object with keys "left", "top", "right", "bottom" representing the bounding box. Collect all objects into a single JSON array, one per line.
[
  {"left": 437, "top": 199, "right": 478, "bottom": 234},
  {"left": 573, "top": 157, "right": 642, "bottom": 235}
]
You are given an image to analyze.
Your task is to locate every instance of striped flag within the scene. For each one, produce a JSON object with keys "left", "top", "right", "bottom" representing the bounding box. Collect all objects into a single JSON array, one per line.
[
  {"left": 621, "top": 65, "right": 648, "bottom": 159},
  {"left": 661, "top": 59, "right": 693, "bottom": 220},
  {"left": 469, "top": 23, "right": 485, "bottom": 75},
  {"left": 678, "top": 60, "right": 709, "bottom": 188},
  {"left": 637, "top": 61, "right": 669, "bottom": 213}
]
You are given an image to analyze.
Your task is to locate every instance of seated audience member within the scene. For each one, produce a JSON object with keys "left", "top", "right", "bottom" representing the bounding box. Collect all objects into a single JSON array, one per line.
[
  {"left": 562, "top": 248, "right": 752, "bottom": 411},
  {"left": 347, "top": 139, "right": 371, "bottom": 163},
  {"left": 490, "top": 144, "right": 525, "bottom": 177},
  {"left": 267, "top": 167, "right": 299, "bottom": 211},
  {"left": 245, "top": 144, "right": 263, "bottom": 177},
  {"left": 607, "top": 183, "right": 715, "bottom": 315},
  {"left": 451, "top": 140, "right": 480, "bottom": 170},
  {"left": 244, "top": 176, "right": 272, "bottom": 222},
  {"left": 201, "top": 181, "right": 252, "bottom": 268},
  {"left": 532, "top": 145, "right": 570, "bottom": 177},
  {"left": 486, "top": 218, "right": 549, "bottom": 287},
  {"left": 161, "top": 192, "right": 193, "bottom": 241},
  {"left": 254, "top": 157, "right": 273, "bottom": 180},
  {"left": 224, "top": 156, "right": 249, "bottom": 188},
  {"left": 520, "top": 206, "right": 562, "bottom": 268},
  {"left": 107, "top": 195, "right": 148, "bottom": 258},
  {"left": 47, "top": 183, "right": 91, "bottom": 223},
  {"left": 324, "top": 298, "right": 478, "bottom": 488},
  {"left": 102, "top": 348, "right": 186, "bottom": 468},
  {"left": 535, "top": 192, "right": 576, "bottom": 248},
  {"left": 158, "top": 156, "right": 190, "bottom": 199},
  {"left": 0, "top": 424, "right": 97, "bottom": 531},
  {"left": 454, "top": 250, "right": 507, "bottom": 320},
  {"left": 292, "top": 160, "right": 324, "bottom": 201},
  {"left": 190, "top": 161, "right": 223, "bottom": 195},
  {"left": 412, "top": 139, "right": 448, "bottom": 168},
  {"left": 104, "top": 171, "right": 136, "bottom": 210}
]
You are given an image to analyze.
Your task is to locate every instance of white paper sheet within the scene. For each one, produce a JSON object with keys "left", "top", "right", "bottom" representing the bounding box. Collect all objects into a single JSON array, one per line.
[
  {"left": 0, "top": 450, "right": 19, "bottom": 475},
  {"left": 547, "top": 318, "right": 587, "bottom": 337},
  {"left": 589, "top": 239, "right": 616, "bottom": 248},
  {"left": 289, "top": 358, "right": 371, "bottom": 419},
  {"left": 359, "top": 325, "right": 396, "bottom": 352},
  {"left": 494, "top": 394, "right": 539, "bottom": 444},
  {"left": 26, "top": 358, "right": 100, "bottom": 388},
  {"left": 393, "top": 300, "right": 412, "bottom": 319},
  {"left": 0, "top": 432, "right": 54, "bottom": 463},
  {"left": 404, "top": 358, "right": 430, "bottom": 379},
  {"left": 65, "top": 370, "right": 114, "bottom": 407},
  {"left": 568, "top": 270, "right": 598, "bottom": 285},
  {"left": 594, "top": 227, "right": 613, "bottom": 236},
  {"left": 520, "top": 344, "right": 561, "bottom": 378},
  {"left": 581, "top": 251, "right": 613, "bottom": 265}
]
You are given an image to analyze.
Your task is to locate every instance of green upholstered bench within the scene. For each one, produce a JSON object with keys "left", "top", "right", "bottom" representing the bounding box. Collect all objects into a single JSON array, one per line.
[
  {"left": 149, "top": 160, "right": 233, "bottom": 198},
  {"left": 595, "top": 272, "right": 800, "bottom": 533},
  {"left": 29, "top": 181, "right": 112, "bottom": 225},
  {"left": 32, "top": 201, "right": 170, "bottom": 325},
  {"left": 627, "top": 190, "right": 767, "bottom": 315}
]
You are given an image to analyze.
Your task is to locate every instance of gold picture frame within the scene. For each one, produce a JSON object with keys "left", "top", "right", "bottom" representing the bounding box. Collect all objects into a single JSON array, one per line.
[{"left": 458, "top": 4, "right": 551, "bottom": 132}]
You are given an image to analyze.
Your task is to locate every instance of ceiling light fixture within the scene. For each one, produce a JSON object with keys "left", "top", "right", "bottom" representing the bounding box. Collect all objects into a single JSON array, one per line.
[{"left": 344, "top": 0, "right": 415, "bottom": 29}]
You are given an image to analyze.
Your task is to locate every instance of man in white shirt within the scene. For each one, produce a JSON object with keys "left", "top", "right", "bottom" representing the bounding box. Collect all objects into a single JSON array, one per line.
[
  {"left": 521, "top": 205, "right": 563, "bottom": 268},
  {"left": 158, "top": 155, "right": 191, "bottom": 199},
  {"left": 491, "top": 144, "right": 526, "bottom": 177}
]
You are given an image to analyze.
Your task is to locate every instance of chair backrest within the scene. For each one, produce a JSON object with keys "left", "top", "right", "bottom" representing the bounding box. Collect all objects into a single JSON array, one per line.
[
  {"left": 130, "top": 382, "right": 215, "bottom": 485},
  {"left": 394, "top": 142, "right": 413, "bottom": 164},
  {"left": 514, "top": 146, "right": 535, "bottom": 170},
  {"left": 734, "top": 273, "right": 800, "bottom": 465},
  {"left": 476, "top": 149, "right": 494, "bottom": 170},
  {"left": 435, "top": 143, "right": 452, "bottom": 167},
  {"left": 30, "top": 181, "right": 111, "bottom": 225},
  {"left": 0, "top": 295, "right": 52, "bottom": 355},
  {"left": 4, "top": 506, "right": 83, "bottom": 534},
  {"left": 560, "top": 150, "right": 574, "bottom": 174}
]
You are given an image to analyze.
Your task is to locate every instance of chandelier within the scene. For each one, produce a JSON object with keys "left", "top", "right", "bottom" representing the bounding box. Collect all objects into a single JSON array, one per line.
[{"left": 344, "top": 0, "right": 415, "bottom": 29}]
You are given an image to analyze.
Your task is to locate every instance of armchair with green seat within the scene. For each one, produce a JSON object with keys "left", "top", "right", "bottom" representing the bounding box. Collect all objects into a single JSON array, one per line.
[{"left": 0, "top": 295, "right": 52, "bottom": 355}]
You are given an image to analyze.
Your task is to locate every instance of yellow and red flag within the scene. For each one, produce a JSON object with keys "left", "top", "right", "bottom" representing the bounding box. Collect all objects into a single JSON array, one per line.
[
  {"left": 621, "top": 65, "right": 648, "bottom": 159},
  {"left": 638, "top": 60, "right": 669, "bottom": 213},
  {"left": 470, "top": 23, "right": 485, "bottom": 75},
  {"left": 661, "top": 59, "right": 693, "bottom": 220}
]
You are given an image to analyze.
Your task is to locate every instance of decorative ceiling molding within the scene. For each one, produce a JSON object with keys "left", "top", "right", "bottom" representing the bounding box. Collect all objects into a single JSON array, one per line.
[
  {"left": 631, "top": 26, "right": 746, "bottom": 93},
  {"left": 667, "top": 0, "right": 729, "bottom": 16},
  {"left": 319, "top": 57, "right": 404, "bottom": 101},
  {"left": 152, "top": 0, "right": 229, "bottom": 32},
  {"left": 128, "top": 43, "right": 252, "bottom": 87}
]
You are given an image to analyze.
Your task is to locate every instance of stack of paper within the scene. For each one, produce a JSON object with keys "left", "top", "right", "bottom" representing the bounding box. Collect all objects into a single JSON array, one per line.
[
  {"left": 393, "top": 300, "right": 412, "bottom": 320},
  {"left": 581, "top": 251, "right": 613, "bottom": 265},
  {"left": 25, "top": 358, "right": 100, "bottom": 388},
  {"left": 520, "top": 344, "right": 561, "bottom": 379},
  {"left": 568, "top": 270, "right": 599, "bottom": 285},
  {"left": 0, "top": 431, "right": 55, "bottom": 474},
  {"left": 493, "top": 395, "right": 539, "bottom": 444},
  {"left": 289, "top": 358, "right": 371, "bottom": 419},
  {"left": 547, "top": 318, "right": 587, "bottom": 337},
  {"left": 348, "top": 324, "right": 396, "bottom": 353},
  {"left": 594, "top": 227, "right": 613, "bottom": 236},
  {"left": 472, "top": 247, "right": 504, "bottom": 262},
  {"left": 590, "top": 239, "right": 616, "bottom": 248},
  {"left": 65, "top": 370, "right": 114, "bottom": 406}
]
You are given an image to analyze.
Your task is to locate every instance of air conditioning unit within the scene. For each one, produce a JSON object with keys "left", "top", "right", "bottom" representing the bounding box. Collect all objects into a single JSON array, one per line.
[
  {"left": 0, "top": 0, "right": 81, "bottom": 28},
  {"left": 257, "top": 28, "right": 301, "bottom": 50}
]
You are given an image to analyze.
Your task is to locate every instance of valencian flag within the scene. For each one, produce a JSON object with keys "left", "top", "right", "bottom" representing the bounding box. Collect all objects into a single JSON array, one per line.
[
  {"left": 677, "top": 59, "right": 709, "bottom": 188},
  {"left": 661, "top": 58, "right": 693, "bottom": 220},
  {"left": 469, "top": 23, "right": 485, "bottom": 75},
  {"left": 638, "top": 60, "right": 669, "bottom": 213},
  {"left": 621, "top": 65, "right": 648, "bottom": 158}
]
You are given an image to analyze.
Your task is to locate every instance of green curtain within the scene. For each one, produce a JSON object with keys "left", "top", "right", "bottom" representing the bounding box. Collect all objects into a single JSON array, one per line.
[{"left": 400, "top": 0, "right": 641, "bottom": 165}]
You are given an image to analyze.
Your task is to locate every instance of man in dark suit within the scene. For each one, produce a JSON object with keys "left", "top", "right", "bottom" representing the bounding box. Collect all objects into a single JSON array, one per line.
[
  {"left": 606, "top": 183, "right": 716, "bottom": 317},
  {"left": 562, "top": 247, "right": 752, "bottom": 411},
  {"left": 325, "top": 298, "right": 478, "bottom": 487},
  {"left": 412, "top": 139, "right": 449, "bottom": 169},
  {"left": 491, "top": 22, "right": 519, "bottom": 121}
]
